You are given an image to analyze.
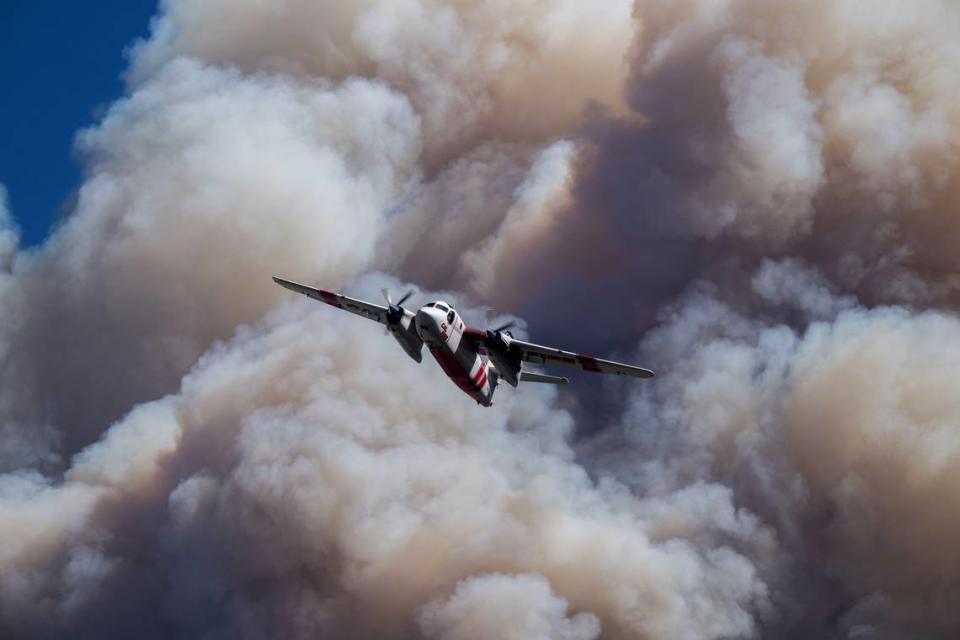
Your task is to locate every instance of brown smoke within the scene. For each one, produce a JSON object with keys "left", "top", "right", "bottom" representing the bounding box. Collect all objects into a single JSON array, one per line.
[{"left": 2, "top": 0, "right": 960, "bottom": 638}]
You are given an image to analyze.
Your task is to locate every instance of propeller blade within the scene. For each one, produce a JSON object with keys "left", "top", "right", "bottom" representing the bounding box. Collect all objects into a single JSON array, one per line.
[
  {"left": 493, "top": 321, "right": 516, "bottom": 333},
  {"left": 397, "top": 290, "right": 414, "bottom": 307},
  {"left": 381, "top": 288, "right": 393, "bottom": 305}
]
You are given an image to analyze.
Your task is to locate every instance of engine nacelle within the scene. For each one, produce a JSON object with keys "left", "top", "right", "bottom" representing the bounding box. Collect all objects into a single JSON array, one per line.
[
  {"left": 389, "top": 312, "right": 424, "bottom": 362},
  {"left": 485, "top": 330, "right": 522, "bottom": 387}
]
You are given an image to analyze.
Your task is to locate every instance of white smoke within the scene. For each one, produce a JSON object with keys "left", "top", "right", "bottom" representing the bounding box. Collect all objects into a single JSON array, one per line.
[
  {"left": 0, "top": 185, "right": 17, "bottom": 270},
  {"left": 419, "top": 574, "right": 601, "bottom": 640},
  {"left": 622, "top": 297, "right": 960, "bottom": 636},
  {"left": 0, "top": 294, "right": 770, "bottom": 639},
  {"left": 2, "top": 0, "right": 960, "bottom": 638},
  {"left": 129, "top": 0, "right": 634, "bottom": 165}
]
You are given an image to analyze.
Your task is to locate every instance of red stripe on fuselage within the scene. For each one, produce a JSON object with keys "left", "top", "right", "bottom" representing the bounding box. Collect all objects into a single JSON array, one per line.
[
  {"left": 430, "top": 347, "right": 490, "bottom": 405},
  {"left": 471, "top": 361, "right": 487, "bottom": 384},
  {"left": 431, "top": 348, "right": 462, "bottom": 378}
]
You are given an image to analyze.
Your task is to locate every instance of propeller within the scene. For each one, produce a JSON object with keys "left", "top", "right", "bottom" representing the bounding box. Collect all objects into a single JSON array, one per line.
[
  {"left": 483, "top": 307, "right": 516, "bottom": 335},
  {"left": 493, "top": 320, "right": 516, "bottom": 334},
  {"left": 382, "top": 288, "right": 414, "bottom": 307},
  {"left": 382, "top": 287, "right": 415, "bottom": 334}
]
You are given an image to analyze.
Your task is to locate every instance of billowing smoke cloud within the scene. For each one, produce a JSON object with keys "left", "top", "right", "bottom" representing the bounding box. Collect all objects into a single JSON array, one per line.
[
  {"left": 128, "top": 0, "right": 634, "bottom": 167},
  {"left": 2, "top": 0, "right": 960, "bottom": 638}
]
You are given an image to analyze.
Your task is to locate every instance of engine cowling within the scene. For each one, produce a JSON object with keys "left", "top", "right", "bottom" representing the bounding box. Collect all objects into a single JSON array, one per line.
[
  {"left": 485, "top": 330, "right": 522, "bottom": 387},
  {"left": 388, "top": 306, "right": 424, "bottom": 362}
]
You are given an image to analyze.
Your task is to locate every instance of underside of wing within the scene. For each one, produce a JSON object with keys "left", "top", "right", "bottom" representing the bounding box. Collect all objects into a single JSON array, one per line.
[
  {"left": 273, "top": 276, "right": 388, "bottom": 325},
  {"left": 510, "top": 338, "right": 655, "bottom": 379},
  {"left": 461, "top": 326, "right": 655, "bottom": 380}
]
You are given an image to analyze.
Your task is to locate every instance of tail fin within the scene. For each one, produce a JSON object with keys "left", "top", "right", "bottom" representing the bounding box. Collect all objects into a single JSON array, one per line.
[{"left": 518, "top": 371, "right": 569, "bottom": 385}]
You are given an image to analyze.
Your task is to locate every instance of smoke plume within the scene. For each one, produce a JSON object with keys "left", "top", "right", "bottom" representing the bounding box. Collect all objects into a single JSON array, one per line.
[{"left": 2, "top": 0, "right": 960, "bottom": 638}]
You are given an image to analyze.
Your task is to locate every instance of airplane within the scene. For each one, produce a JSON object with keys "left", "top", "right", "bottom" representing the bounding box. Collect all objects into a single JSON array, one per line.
[{"left": 273, "top": 277, "right": 655, "bottom": 406}]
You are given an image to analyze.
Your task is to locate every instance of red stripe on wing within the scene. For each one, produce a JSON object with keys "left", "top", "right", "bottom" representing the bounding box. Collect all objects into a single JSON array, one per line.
[
  {"left": 577, "top": 354, "right": 603, "bottom": 373},
  {"left": 318, "top": 290, "right": 339, "bottom": 306}
]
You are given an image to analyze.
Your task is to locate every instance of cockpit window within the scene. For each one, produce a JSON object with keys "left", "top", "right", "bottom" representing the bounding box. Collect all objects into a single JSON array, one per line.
[
  {"left": 425, "top": 303, "right": 436, "bottom": 308},
  {"left": 447, "top": 310, "right": 456, "bottom": 323},
  {"left": 436, "top": 303, "right": 449, "bottom": 312}
]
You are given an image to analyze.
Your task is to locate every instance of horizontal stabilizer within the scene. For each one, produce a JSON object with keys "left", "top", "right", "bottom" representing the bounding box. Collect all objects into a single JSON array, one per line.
[{"left": 519, "top": 371, "right": 569, "bottom": 385}]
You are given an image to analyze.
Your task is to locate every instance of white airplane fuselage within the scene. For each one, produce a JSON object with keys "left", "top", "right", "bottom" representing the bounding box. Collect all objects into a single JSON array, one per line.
[{"left": 415, "top": 302, "right": 496, "bottom": 406}]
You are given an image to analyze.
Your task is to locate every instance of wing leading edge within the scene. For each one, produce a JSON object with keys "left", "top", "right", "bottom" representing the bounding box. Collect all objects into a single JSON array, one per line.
[
  {"left": 510, "top": 337, "right": 655, "bottom": 378},
  {"left": 273, "top": 276, "right": 389, "bottom": 326}
]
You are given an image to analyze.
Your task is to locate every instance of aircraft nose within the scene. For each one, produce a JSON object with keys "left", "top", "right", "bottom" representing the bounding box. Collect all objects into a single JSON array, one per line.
[{"left": 415, "top": 308, "right": 441, "bottom": 339}]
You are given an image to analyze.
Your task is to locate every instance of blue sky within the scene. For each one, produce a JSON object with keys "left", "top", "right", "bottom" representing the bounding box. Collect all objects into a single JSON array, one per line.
[{"left": 0, "top": 1, "right": 159, "bottom": 246}]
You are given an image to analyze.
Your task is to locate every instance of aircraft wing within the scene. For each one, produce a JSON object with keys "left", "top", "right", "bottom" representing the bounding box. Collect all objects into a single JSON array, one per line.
[
  {"left": 510, "top": 337, "right": 655, "bottom": 378},
  {"left": 273, "top": 276, "right": 389, "bottom": 325}
]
